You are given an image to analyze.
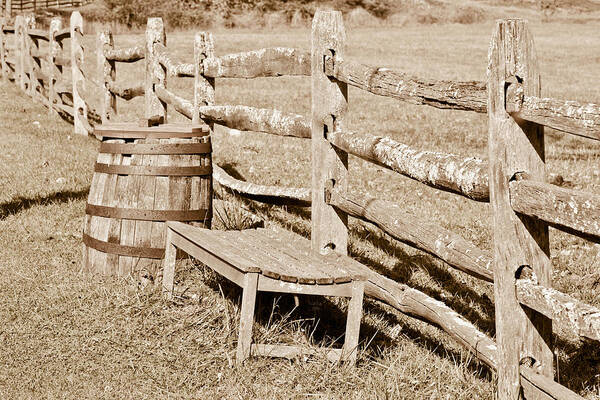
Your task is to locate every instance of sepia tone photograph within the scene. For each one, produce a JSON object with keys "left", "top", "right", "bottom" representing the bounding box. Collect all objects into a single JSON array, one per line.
[{"left": 0, "top": 0, "right": 599, "bottom": 398}]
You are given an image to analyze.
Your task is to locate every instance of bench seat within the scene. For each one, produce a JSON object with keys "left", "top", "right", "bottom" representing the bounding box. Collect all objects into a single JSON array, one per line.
[{"left": 162, "top": 221, "right": 366, "bottom": 365}]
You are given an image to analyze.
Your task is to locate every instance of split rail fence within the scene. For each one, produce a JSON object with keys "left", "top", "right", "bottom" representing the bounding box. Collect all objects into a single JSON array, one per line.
[
  {"left": 1, "top": 10, "right": 600, "bottom": 400},
  {"left": 2, "top": 0, "right": 90, "bottom": 16}
]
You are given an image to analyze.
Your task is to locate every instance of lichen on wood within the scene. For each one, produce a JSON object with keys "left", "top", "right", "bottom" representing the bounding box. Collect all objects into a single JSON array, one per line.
[
  {"left": 107, "top": 81, "right": 144, "bottom": 100},
  {"left": 325, "top": 56, "right": 487, "bottom": 113},
  {"left": 510, "top": 176, "right": 600, "bottom": 242},
  {"left": 201, "top": 104, "right": 310, "bottom": 138},
  {"left": 328, "top": 128, "right": 489, "bottom": 201},
  {"left": 145, "top": 18, "right": 166, "bottom": 121},
  {"left": 155, "top": 43, "right": 194, "bottom": 77},
  {"left": 193, "top": 32, "right": 215, "bottom": 125},
  {"left": 104, "top": 44, "right": 145, "bottom": 63},
  {"left": 155, "top": 85, "right": 311, "bottom": 138},
  {"left": 203, "top": 47, "right": 310, "bottom": 78},
  {"left": 509, "top": 93, "right": 600, "bottom": 141}
]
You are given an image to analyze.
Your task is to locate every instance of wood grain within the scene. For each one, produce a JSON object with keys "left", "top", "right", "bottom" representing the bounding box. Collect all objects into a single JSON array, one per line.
[
  {"left": 145, "top": 18, "right": 166, "bottom": 121},
  {"left": 0, "top": 18, "right": 7, "bottom": 81},
  {"left": 326, "top": 56, "right": 487, "bottom": 113},
  {"left": 98, "top": 28, "right": 116, "bottom": 122},
  {"left": 48, "top": 18, "right": 62, "bottom": 114},
  {"left": 203, "top": 47, "right": 310, "bottom": 78},
  {"left": 193, "top": 32, "right": 214, "bottom": 125},
  {"left": 213, "top": 164, "right": 310, "bottom": 207},
  {"left": 311, "top": 10, "right": 348, "bottom": 255},
  {"left": 488, "top": 19, "right": 553, "bottom": 399},
  {"left": 70, "top": 12, "right": 87, "bottom": 135},
  {"left": 510, "top": 175, "right": 600, "bottom": 241}
]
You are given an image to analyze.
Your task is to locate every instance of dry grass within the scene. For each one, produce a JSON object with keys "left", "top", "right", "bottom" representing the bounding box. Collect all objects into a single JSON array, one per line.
[{"left": 1, "top": 15, "right": 600, "bottom": 400}]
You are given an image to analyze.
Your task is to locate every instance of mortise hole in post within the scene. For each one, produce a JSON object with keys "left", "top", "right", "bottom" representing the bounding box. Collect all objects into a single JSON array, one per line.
[
  {"left": 323, "top": 114, "right": 334, "bottom": 140},
  {"left": 323, "top": 49, "right": 335, "bottom": 75},
  {"left": 515, "top": 265, "right": 534, "bottom": 280},
  {"left": 519, "top": 356, "right": 536, "bottom": 368},
  {"left": 324, "top": 242, "right": 336, "bottom": 252},
  {"left": 510, "top": 171, "right": 530, "bottom": 182}
]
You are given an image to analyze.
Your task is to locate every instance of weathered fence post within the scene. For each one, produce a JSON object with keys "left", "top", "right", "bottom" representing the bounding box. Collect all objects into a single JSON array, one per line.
[
  {"left": 16, "top": 14, "right": 33, "bottom": 91},
  {"left": 98, "top": 27, "right": 115, "bottom": 123},
  {"left": 311, "top": 10, "right": 348, "bottom": 255},
  {"left": 0, "top": 17, "right": 6, "bottom": 81},
  {"left": 71, "top": 11, "right": 88, "bottom": 135},
  {"left": 145, "top": 17, "right": 166, "bottom": 121},
  {"left": 5, "top": 0, "right": 10, "bottom": 18},
  {"left": 48, "top": 17, "right": 61, "bottom": 114},
  {"left": 13, "top": 15, "right": 20, "bottom": 87},
  {"left": 193, "top": 32, "right": 214, "bottom": 125},
  {"left": 26, "top": 16, "right": 39, "bottom": 98},
  {"left": 488, "top": 19, "right": 553, "bottom": 399}
]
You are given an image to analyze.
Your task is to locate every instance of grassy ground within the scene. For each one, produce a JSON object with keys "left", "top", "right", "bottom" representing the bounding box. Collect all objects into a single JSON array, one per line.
[{"left": 1, "top": 17, "right": 600, "bottom": 399}]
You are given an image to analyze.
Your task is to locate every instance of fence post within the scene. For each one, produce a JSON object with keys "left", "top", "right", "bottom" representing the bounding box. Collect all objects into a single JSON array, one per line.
[
  {"left": 145, "top": 17, "right": 166, "bottom": 121},
  {"left": 5, "top": 0, "right": 10, "bottom": 18},
  {"left": 488, "top": 19, "right": 553, "bottom": 400},
  {"left": 310, "top": 10, "right": 348, "bottom": 255},
  {"left": 26, "top": 15, "right": 39, "bottom": 98},
  {"left": 98, "top": 27, "right": 115, "bottom": 123},
  {"left": 71, "top": 11, "right": 87, "bottom": 135},
  {"left": 48, "top": 17, "right": 61, "bottom": 114},
  {"left": 193, "top": 32, "right": 214, "bottom": 125},
  {"left": 15, "top": 15, "right": 25, "bottom": 90},
  {"left": 0, "top": 17, "right": 5, "bottom": 81}
]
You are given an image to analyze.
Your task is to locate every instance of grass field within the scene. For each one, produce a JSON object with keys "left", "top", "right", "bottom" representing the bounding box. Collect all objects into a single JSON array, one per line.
[{"left": 1, "top": 14, "right": 600, "bottom": 399}]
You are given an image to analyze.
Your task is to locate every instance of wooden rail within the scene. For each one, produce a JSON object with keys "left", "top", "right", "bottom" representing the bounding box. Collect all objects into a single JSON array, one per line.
[
  {"left": 103, "top": 44, "right": 144, "bottom": 63},
  {"left": 1, "top": 10, "right": 599, "bottom": 400}
]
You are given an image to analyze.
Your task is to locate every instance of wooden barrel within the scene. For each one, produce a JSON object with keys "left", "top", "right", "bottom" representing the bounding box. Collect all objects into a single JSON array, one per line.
[{"left": 83, "top": 122, "right": 212, "bottom": 280}]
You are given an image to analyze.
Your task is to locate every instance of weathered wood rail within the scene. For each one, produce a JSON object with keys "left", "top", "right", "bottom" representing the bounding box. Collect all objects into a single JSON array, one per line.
[{"left": 1, "top": 10, "right": 599, "bottom": 400}]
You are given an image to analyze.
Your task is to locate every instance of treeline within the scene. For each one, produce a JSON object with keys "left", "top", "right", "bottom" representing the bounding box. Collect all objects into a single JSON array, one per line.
[{"left": 83, "top": 0, "right": 398, "bottom": 28}]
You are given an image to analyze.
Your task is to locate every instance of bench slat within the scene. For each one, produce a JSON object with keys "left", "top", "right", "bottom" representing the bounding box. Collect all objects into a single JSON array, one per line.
[
  {"left": 256, "top": 227, "right": 367, "bottom": 280},
  {"left": 232, "top": 230, "right": 331, "bottom": 284},
  {"left": 242, "top": 229, "right": 339, "bottom": 284},
  {"left": 168, "top": 222, "right": 261, "bottom": 273},
  {"left": 167, "top": 222, "right": 366, "bottom": 284}
]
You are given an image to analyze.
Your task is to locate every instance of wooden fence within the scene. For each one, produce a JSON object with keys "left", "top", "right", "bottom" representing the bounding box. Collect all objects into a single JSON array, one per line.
[
  {"left": 1, "top": 10, "right": 600, "bottom": 400},
  {"left": 2, "top": 0, "right": 90, "bottom": 16}
]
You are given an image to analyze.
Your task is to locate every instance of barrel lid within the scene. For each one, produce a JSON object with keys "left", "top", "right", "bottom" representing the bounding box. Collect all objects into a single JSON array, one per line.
[{"left": 94, "top": 122, "right": 210, "bottom": 139}]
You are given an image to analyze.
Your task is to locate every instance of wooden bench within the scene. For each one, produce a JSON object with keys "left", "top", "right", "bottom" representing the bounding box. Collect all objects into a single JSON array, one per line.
[{"left": 162, "top": 221, "right": 367, "bottom": 365}]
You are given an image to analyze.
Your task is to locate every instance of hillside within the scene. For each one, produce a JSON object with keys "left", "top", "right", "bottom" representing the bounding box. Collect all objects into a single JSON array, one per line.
[{"left": 78, "top": 0, "right": 600, "bottom": 29}]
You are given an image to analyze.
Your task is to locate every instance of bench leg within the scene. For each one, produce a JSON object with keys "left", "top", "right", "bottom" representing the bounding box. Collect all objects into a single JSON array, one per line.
[
  {"left": 162, "top": 226, "right": 177, "bottom": 299},
  {"left": 343, "top": 280, "right": 364, "bottom": 366},
  {"left": 236, "top": 272, "right": 259, "bottom": 365}
]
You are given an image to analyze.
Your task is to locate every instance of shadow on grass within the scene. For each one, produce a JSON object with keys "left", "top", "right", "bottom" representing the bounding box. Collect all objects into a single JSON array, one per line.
[
  {"left": 218, "top": 164, "right": 496, "bottom": 333},
  {"left": 209, "top": 165, "right": 598, "bottom": 392},
  {"left": 0, "top": 188, "right": 89, "bottom": 220}
]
